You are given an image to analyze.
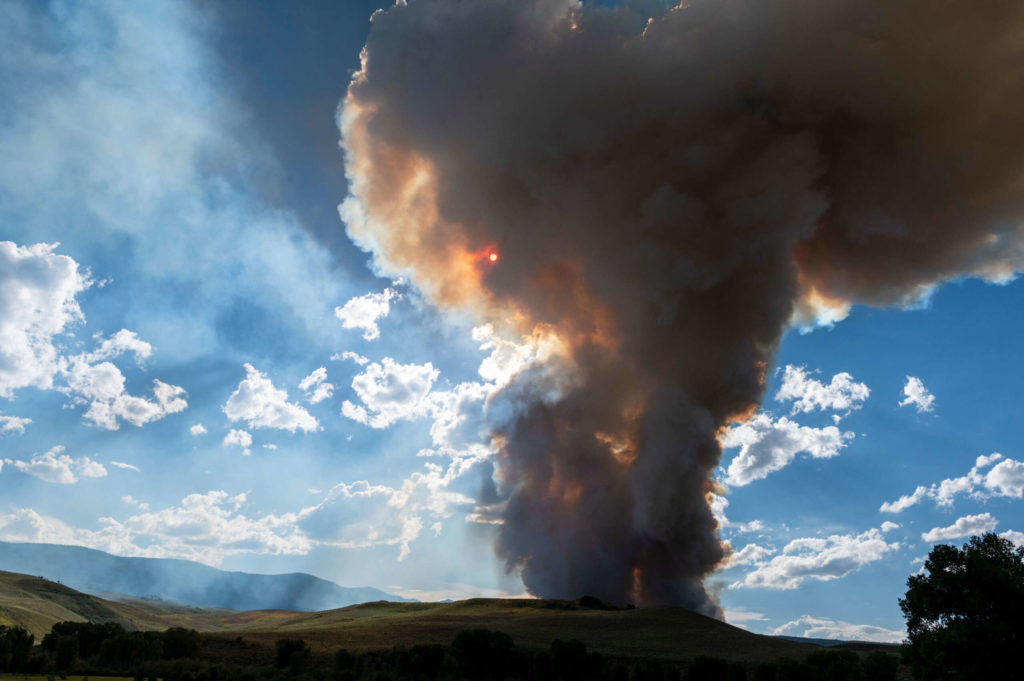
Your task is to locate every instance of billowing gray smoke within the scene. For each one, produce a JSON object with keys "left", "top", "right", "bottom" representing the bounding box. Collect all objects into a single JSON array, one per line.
[{"left": 339, "top": 0, "right": 1024, "bottom": 616}]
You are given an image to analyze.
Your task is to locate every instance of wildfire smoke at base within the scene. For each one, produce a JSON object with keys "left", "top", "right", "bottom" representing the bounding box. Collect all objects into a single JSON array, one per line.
[{"left": 338, "top": 0, "right": 1024, "bottom": 615}]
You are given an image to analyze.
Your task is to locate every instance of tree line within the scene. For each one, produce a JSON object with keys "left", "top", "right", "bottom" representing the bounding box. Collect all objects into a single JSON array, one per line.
[
  {"left": 0, "top": 621, "right": 200, "bottom": 674},
  {"left": 1, "top": 621, "right": 899, "bottom": 681}
]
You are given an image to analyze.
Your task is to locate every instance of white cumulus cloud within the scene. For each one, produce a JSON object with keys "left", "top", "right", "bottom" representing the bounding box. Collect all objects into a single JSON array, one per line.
[
  {"left": 121, "top": 495, "right": 150, "bottom": 510},
  {"left": 881, "top": 453, "right": 1024, "bottom": 512},
  {"left": 732, "top": 525, "right": 900, "bottom": 590},
  {"left": 223, "top": 429, "right": 253, "bottom": 455},
  {"left": 899, "top": 376, "right": 936, "bottom": 413},
  {"left": 1000, "top": 530, "right": 1024, "bottom": 548},
  {"left": 341, "top": 358, "right": 439, "bottom": 429},
  {"left": 0, "top": 413, "right": 31, "bottom": 436},
  {"left": 775, "top": 365, "right": 870, "bottom": 418},
  {"left": 85, "top": 329, "right": 152, "bottom": 364},
  {"left": 189, "top": 423, "right": 207, "bottom": 436},
  {"left": 297, "top": 463, "right": 475, "bottom": 561},
  {"left": 298, "top": 367, "right": 334, "bottom": 404},
  {"left": 0, "top": 491, "right": 311, "bottom": 566},
  {"left": 921, "top": 513, "right": 998, "bottom": 542},
  {"left": 983, "top": 458, "right": 1024, "bottom": 498},
  {"left": 334, "top": 288, "right": 398, "bottom": 341},
  {"left": 723, "top": 608, "right": 769, "bottom": 630},
  {"left": 727, "top": 543, "right": 776, "bottom": 567},
  {"left": 62, "top": 354, "right": 188, "bottom": 430},
  {"left": 0, "top": 241, "right": 91, "bottom": 397},
  {"left": 0, "top": 508, "right": 79, "bottom": 546},
  {"left": 109, "top": 491, "right": 311, "bottom": 564},
  {"left": 6, "top": 445, "right": 108, "bottom": 484},
  {"left": 223, "top": 364, "right": 319, "bottom": 432},
  {"left": 334, "top": 351, "right": 369, "bottom": 365},
  {"left": 0, "top": 244, "right": 183, "bottom": 430},
  {"left": 772, "top": 616, "right": 904, "bottom": 644},
  {"left": 723, "top": 414, "right": 854, "bottom": 486}
]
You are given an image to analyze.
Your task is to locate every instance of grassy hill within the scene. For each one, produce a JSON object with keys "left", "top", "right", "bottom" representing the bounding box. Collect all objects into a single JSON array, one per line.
[
  {"left": 206, "top": 598, "right": 833, "bottom": 664},
  {"left": 0, "top": 571, "right": 238, "bottom": 638},
  {"left": 0, "top": 570, "right": 897, "bottom": 666}
]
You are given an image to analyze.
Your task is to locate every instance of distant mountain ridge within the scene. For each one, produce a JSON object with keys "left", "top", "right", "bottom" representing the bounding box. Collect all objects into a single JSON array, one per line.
[{"left": 0, "top": 541, "right": 413, "bottom": 611}]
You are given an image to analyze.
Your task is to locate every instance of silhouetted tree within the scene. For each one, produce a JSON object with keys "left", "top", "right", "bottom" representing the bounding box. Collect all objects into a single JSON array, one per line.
[
  {"left": 333, "top": 648, "right": 355, "bottom": 675},
  {"left": 727, "top": 662, "right": 749, "bottom": 681},
  {"left": 450, "top": 629, "right": 514, "bottom": 681},
  {"left": 549, "top": 639, "right": 589, "bottom": 681},
  {"left": 163, "top": 627, "right": 202, "bottom": 659},
  {"left": 0, "top": 627, "right": 10, "bottom": 671},
  {"left": 900, "top": 532, "right": 1024, "bottom": 679},
  {"left": 752, "top": 663, "right": 776, "bottom": 681},
  {"left": 774, "top": 657, "right": 811, "bottom": 681},
  {"left": 43, "top": 622, "right": 129, "bottom": 662},
  {"left": 0, "top": 625, "right": 35, "bottom": 671},
  {"left": 632, "top": 660, "right": 666, "bottom": 681},
  {"left": 803, "top": 649, "right": 860, "bottom": 681},
  {"left": 687, "top": 656, "right": 729, "bottom": 681},
  {"left": 862, "top": 651, "right": 898, "bottom": 681},
  {"left": 397, "top": 644, "right": 444, "bottom": 680},
  {"left": 274, "top": 639, "right": 310, "bottom": 673},
  {"left": 54, "top": 635, "right": 78, "bottom": 672}
]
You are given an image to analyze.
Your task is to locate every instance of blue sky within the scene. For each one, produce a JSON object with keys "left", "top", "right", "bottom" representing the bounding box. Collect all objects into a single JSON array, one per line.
[{"left": 1, "top": 0, "right": 1022, "bottom": 643}]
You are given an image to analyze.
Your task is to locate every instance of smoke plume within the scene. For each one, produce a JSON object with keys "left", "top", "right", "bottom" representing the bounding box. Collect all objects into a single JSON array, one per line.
[{"left": 339, "top": 0, "right": 1024, "bottom": 615}]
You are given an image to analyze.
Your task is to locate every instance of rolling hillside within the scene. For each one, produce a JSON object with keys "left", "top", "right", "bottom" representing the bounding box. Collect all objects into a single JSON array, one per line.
[
  {"left": 0, "top": 571, "right": 248, "bottom": 638},
  {"left": 0, "top": 542, "right": 410, "bottom": 611},
  {"left": 210, "top": 598, "right": 833, "bottom": 663},
  {"left": 0, "top": 570, "right": 900, "bottom": 665}
]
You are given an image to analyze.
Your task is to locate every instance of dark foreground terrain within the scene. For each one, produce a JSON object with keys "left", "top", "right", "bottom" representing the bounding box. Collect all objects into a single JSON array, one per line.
[{"left": 1, "top": 570, "right": 906, "bottom": 680}]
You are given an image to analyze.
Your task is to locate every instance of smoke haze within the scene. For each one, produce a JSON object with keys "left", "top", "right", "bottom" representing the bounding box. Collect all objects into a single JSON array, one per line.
[{"left": 339, "top": 0, "right": 1024, "bottom": 616}]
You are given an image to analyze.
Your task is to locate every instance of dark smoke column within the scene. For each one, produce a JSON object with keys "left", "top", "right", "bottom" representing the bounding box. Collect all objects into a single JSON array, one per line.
[{"left": 339, "top": 0, "right": 1024, "bottom": 615}]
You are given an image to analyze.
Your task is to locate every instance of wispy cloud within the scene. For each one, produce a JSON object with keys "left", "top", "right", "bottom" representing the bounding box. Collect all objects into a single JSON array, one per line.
[{"left": 110, "top": 461, "right": 141, "bottom": 473}]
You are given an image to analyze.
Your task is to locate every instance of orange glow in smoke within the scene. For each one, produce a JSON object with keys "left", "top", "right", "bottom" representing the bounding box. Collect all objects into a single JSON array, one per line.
[{"left": 489, "top": 252, "right": 499, "bottom": 263}]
